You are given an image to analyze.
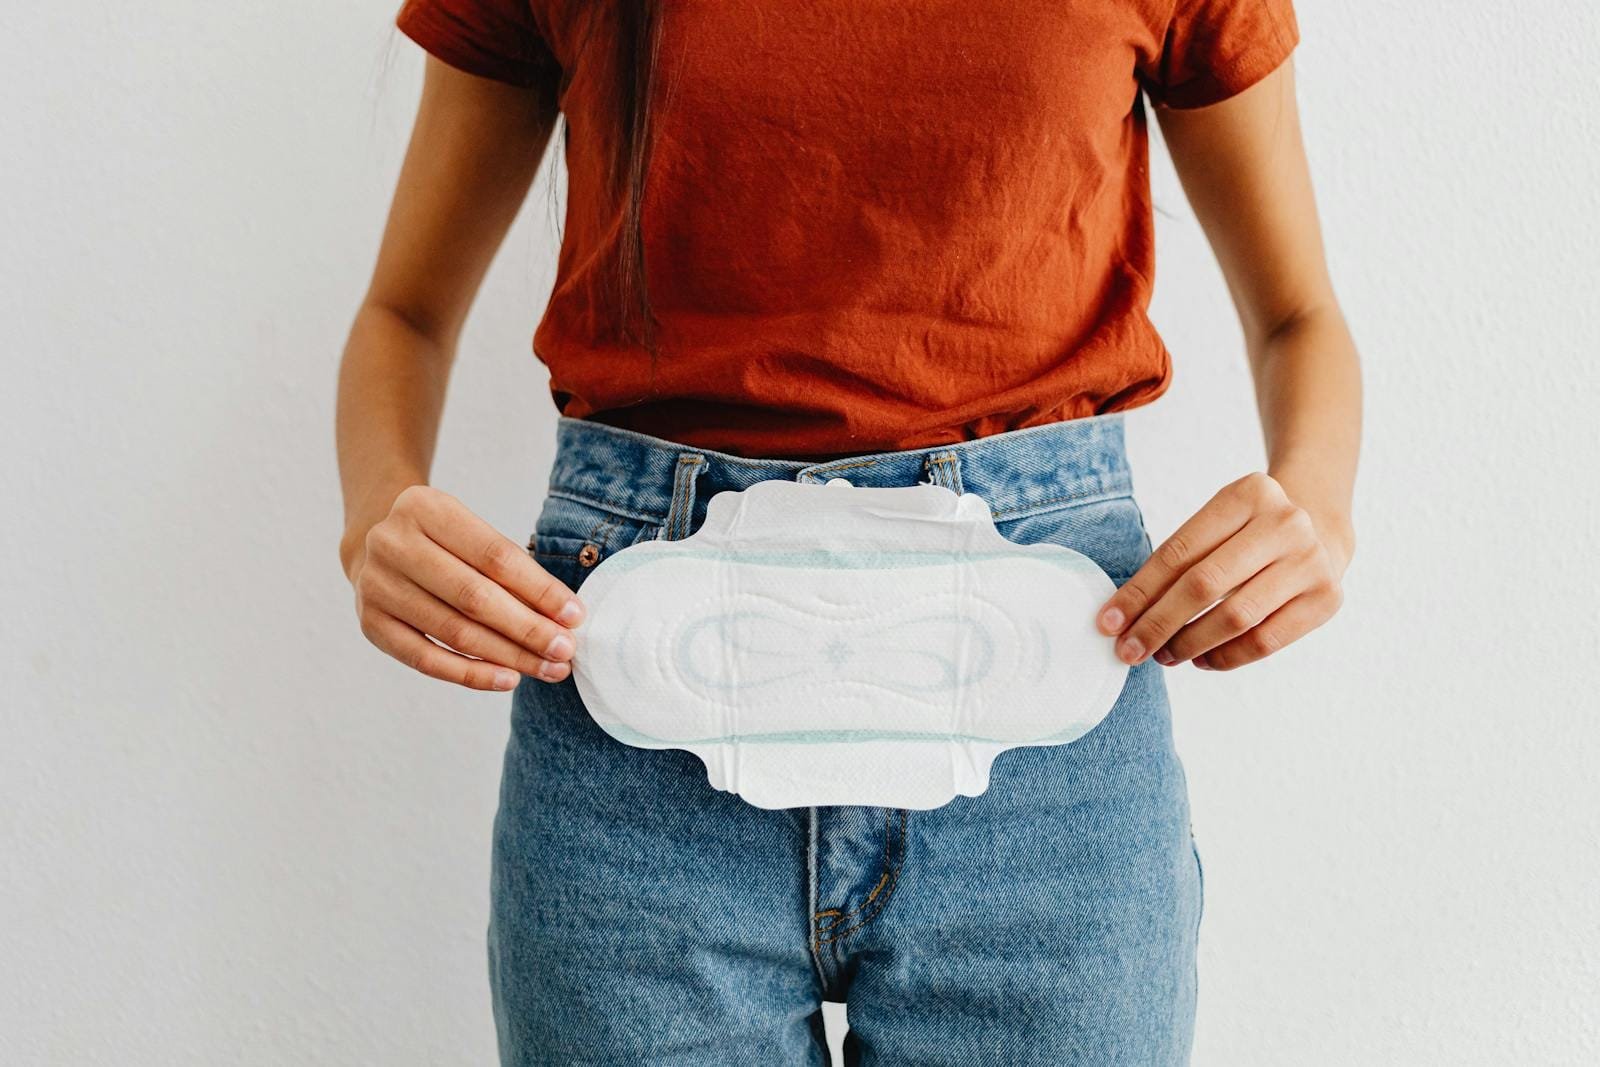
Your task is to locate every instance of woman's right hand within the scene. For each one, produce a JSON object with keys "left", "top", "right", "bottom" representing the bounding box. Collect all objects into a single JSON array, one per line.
[{"left": 346, "top": 485, "right": 585, "bottom": 691}]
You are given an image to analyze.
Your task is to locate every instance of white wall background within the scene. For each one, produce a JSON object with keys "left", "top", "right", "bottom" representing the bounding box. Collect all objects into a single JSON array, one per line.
[{"left": 3, "top": 2, "right": 1597, "bottom": 1064}]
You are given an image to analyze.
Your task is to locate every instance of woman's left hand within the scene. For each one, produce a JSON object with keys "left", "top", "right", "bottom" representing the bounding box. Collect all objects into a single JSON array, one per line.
[{"left": 1095, "top": 472, "right": 1353, "bottom": 671}]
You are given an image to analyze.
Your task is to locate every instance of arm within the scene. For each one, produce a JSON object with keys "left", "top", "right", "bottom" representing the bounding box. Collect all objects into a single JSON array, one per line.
[
  {"left": 337, "top": 57, "right": 583, "bottom": 691},
  {"left": 1097, "top": 59, "right": 1362, "bottom": 670}
]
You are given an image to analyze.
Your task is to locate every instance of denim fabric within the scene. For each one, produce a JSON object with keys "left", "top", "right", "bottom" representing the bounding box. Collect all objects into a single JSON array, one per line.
[{"left": 490, "top": 414, "right": 1203, "bottom": 1065}]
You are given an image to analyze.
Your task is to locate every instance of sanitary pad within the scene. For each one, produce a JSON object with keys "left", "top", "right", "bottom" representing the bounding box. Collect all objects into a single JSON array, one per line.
[{"left": 571, "top": 479, "right": 1129, "bottom": 810}]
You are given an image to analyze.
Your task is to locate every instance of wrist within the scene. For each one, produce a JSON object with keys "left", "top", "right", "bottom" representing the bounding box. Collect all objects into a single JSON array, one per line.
[
  {"left": 1308, "top": 508, "right": 1356, "bottom": 574},
  {"left": 339, "top": 476, "right": 427, "bottom": 583},
  {"left": 1268, "top": 466, "right": 1355, "bottom": 573},
  {"left": 339, "top": 526, "right": 371, "bottom": 584}
]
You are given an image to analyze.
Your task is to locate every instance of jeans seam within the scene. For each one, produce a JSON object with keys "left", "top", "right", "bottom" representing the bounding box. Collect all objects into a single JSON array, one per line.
[
  {"left": 1191, "top": 829, "right": 1205, "bottom": 930},
  {"left": 989, "top": 485, "right": 1134, "bottom": 520},
  {"left": 586, "top": 513, "right": 620, "bottom": 549},
  {"left": 814, "top": 809, "right": 907, "bottom": 945},
  {"left": 555, "top": 416, "right": 810, "bottom": 471},
  {"left": 529, "top": 514, "right": 620, "bottom": 560},
  {"left": 662, "top": 466, "right": 687, "bottom": 541},
  {"left": 924, "top": 452, "right": 962, "bottom": 493},
  {"left": 663, "top": 455, "right": 704, "bottom": 541},
  {"left": 803, "top": 457, "right": 883, "bottom": 475},
  {"left": 814, "top": 808, "right": 894, "bottom": 932},
  {"left": 544, "top": 487, "right": 664, "bottom": 527},
  {"left": 805, "top": 807, "right": 833, "bottom": 996},
  {"left": 556, "top": 411, "right": 1126, "bottom": 468}
]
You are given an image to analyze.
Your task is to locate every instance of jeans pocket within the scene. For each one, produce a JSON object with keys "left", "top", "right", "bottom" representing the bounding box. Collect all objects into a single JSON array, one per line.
[
  {"left": 526, "top": 494, "right": 659, "bottom": 595},
  {"left": 991, "top": 494, "right": 1152, "bottom": 587}
]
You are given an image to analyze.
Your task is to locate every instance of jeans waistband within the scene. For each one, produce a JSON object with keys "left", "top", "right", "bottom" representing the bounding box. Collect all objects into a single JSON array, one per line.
[{"left": 546, "top": 415, "right": 1135, "bottom": 529}]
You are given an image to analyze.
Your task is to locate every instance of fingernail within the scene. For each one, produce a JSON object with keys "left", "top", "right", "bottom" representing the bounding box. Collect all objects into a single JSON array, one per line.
[
  {"left": 538, "top": 659, "right": 569, "bottom": 681},
  {"left": 556, "top": 598, "right": 585, "bottom": 627},
  {"left": 546, "top": 633, "right": 575, "bottom": 661},
  {"left": 1154, "top": 649, "right": 1176, "bottom": 666},
  {"left": 1118, "top": 638, "right": 1144, "bottom": 664},
  {"left": 1193, "top": 657, "right": 1212, "bottom": 671},
  {"left": 493, "top": 669, "right": 521, "bottom": 690},
  {"left": 1099, "top": 607, "right": 1125, "bottom": 633}
]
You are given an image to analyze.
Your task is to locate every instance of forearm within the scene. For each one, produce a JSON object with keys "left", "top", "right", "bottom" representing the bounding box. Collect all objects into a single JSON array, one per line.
[
  {"left": 1247, "top": 303, "right": 1362, "bottom": 568},
  {"left": 335, "top": 302, "right": 454, "bottom": 580}
]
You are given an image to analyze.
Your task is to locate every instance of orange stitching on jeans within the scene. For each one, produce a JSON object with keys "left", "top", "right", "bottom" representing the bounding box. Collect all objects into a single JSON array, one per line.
[
  {"left": 809, "top": 457, "right": 882, "bottom": 474},
  {"left": 815, "top": 824, "right": 889, "bottom": 930},
  {"left": 529, "top": 513, "right": 620, "bottom": 562},
  {"left": 680, "top": 457, "right": 705, "bottom": 537},
  {"left": 586, "top": 514, "right": 620, "bottom": 548},
  {"left": 665, "top": 464, "right": 688, "bottom": 540},
  {"left": 819, "top": 872, "right": 888, "bottom": 928},
  {"left": 989, "top": 487, "right": 1131, "bottom": 519},
  {"left": 667, "top": 455, "right": 703, "bottom": 540},
  {"left": 814, "top": 808, "right": 894, "bottom": 930},
  {"left": 814, "top": 809, "right": 908, "bottom": 945},
  {"left": 926, "top": 453, "right": 959, "bottom": 489},
  {"left": 815, "top": 871, "right": 890, "bottom": 932},
  {"left": 817, "top": 813, "right": 905, "bottom": 944}
]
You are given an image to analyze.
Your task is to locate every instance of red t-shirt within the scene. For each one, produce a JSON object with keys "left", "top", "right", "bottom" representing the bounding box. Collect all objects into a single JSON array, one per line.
[{"left": 396, "top": 0, "right": 1298, "bottom": 460}]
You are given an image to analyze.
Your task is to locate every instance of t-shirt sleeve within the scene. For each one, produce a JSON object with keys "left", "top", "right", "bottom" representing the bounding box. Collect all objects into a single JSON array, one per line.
[
  {"left": 1142, "top": 0, "right": 1299, "bottom": 109},
  {"left": 394, "top": 0, "right": 559, "bottom": 89}
]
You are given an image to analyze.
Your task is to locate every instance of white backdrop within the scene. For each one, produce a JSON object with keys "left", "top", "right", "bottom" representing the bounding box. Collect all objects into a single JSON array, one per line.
[{"left": 4, "top": 3, "right": 1598, "bottom": 1064}]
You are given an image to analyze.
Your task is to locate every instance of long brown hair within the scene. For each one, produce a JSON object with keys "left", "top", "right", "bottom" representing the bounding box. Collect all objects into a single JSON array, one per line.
[{"left": 603, "top": 1, "right": 664, "bottom": 357}]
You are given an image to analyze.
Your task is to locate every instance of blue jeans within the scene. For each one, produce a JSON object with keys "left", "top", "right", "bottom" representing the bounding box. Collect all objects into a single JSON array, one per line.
[{"left": 491, "top": 414, "right": 1203, "bottom": 1065}]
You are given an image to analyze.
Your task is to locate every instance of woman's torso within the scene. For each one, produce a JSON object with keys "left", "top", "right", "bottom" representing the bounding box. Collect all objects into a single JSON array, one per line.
[{"left": 398, "top": 0, "right": 1298, "bottom": 459}]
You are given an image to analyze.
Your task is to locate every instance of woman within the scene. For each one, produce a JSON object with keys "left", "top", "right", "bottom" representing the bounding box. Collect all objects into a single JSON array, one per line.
[{"left": 336, "top": 1, "right": 1359, "bottom": 1062}]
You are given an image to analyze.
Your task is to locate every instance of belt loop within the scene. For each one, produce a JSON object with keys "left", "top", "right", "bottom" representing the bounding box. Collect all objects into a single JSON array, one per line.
[
  {"left": 922, "top": 450, "right": 964, "bottom": 495},
  {"left": 661, "top": 453, "right": 707, "bottom": 541}
]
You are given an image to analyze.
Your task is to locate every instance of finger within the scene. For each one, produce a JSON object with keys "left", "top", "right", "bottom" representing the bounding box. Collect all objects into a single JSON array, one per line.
[
  {"left": 1096, "top": 477, "right": 1269, "bottom": 637},
  {"left": 1157, "top": 555, "right": 1305, "bottom": 665},
  {"left": 384, "top": 573, "right": 575, "bottom": 682},
  {"left": 1194, "top": 591, "right": 1339, "bottom": 671},
  {"left": 394, "top": 533, "right": 577, "bottom": 662},
  {"left": 412, "top": 494, "right": 585, "bottom": 627},
  {"left": 362, "top": 610, "right": 528, "bottom": 691},
  {"left": 1115, "top": 513, "right": 1288, "bottom": 665}
]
